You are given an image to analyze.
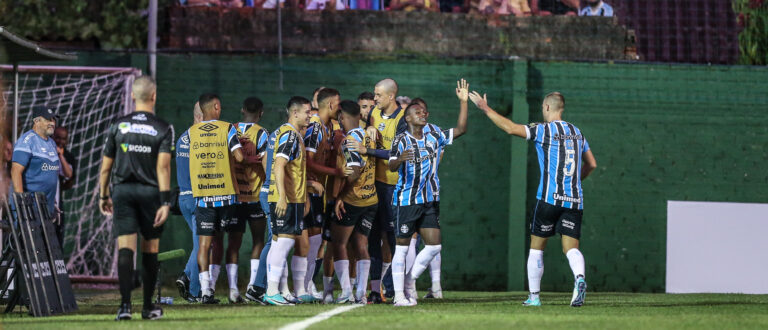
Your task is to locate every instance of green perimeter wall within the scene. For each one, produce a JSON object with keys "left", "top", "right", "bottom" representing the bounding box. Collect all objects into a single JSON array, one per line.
[{"left": 61, "top": 52, "right": 768, "bottom": 292}]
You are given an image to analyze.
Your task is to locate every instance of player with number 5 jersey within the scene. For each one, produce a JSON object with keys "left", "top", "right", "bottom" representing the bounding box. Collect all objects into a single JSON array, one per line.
[{"left": 469, "top": 90, "right": 597, "bottom": 308}]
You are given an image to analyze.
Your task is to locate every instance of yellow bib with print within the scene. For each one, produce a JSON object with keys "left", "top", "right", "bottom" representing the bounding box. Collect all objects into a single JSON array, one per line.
[
  {"left": 189, "top": 120, "right": 236, "bottom": 198},
  {"left": 235, "top": 123, "right": 266, "bottom": 203},
  {"left": 268, "top": 124, "right": 307, "bottom": 204},
  {"left": 369, "top": 106, "right": 405, "bottom": 185}
]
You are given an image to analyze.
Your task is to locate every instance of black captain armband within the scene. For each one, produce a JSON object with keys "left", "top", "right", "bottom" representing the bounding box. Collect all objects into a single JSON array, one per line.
[
  {"left": 160, "top": 191, "right": 172, "bottom": 207},
  {"left": 100, "top": 195, "right": 110, "bottom": 201}
]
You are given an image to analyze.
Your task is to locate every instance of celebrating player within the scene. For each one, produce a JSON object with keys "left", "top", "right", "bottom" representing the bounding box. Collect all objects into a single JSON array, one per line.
[
  {"left": 99, "top": 76, "right": 174, "bottom": 320},
  {"left": 264, "top": 97, "right": 312, "bottom": 306},
  {"left": 468, "top": 90, "right": 597, "bottom": 307},
  {"left": 388, "top": 80, "right": 469, "bottom": 307}
]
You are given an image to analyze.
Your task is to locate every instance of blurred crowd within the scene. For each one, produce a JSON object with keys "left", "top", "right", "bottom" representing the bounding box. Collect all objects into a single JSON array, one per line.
[{"left": 178, "top": 0, "right": 614, "bottom": 16}]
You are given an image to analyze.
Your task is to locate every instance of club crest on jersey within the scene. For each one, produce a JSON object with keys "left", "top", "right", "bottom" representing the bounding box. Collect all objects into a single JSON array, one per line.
[
  {"left": 400, "top": 224, "right": 409, "bottom": 234},
  {"left": 378, "top": 122, "right": 386, "bottom": 131},
  {"left": 181, "top": 134, "right": 190, "bottom": 144}
]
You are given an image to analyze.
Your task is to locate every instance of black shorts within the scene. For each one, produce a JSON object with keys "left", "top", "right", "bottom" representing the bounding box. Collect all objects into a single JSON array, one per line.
[
  {"left": 196, "top": 205, "right": 242, "bottom": 236},
  {"left": 303, "top": 195, "right": 325, "bottom": 229},
  {"left": 336, "top": 203, "right": 377, "bottom": 237},
  {"left": 269, "top": 202, "right": 305, "bottom": 236},
  {"left": 394, "top": 202, "right": 440, "bottom": 239},
  {"left": 530, "top": 200, "right": 583, "bottom": 239},
  {"left": 236, "top": 202, "right": 266, "bottom": 222},
  {"left": 322, "top": 201, "right": 335, "bottom": 241},
  {"left": 112, "top": 183, "right": 163, "bottom": 239}
]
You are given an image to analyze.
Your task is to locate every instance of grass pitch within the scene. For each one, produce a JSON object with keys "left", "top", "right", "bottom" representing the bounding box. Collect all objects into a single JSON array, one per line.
[{"left": 2, "top": 289, "right": 768, "bottom": 329}]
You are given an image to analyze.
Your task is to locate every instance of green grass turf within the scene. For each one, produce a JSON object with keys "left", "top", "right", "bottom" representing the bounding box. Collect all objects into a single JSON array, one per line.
[{"left": 2, "top": 289, "right": 768, "bottom": 329}]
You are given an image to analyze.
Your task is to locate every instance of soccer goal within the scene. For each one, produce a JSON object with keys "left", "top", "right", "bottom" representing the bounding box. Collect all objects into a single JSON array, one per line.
[{"left": 1, "top": 65, "right": 140, "bottom": 280}]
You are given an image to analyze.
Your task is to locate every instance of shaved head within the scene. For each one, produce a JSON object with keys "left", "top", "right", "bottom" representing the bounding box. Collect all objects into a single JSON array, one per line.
[
  {"left": 132, "top": 76, "right": 156, "bottom": 102},
  {"left": 375, "top": 78, "right": 399, "bottom": 95},
  {"left": 543, "top": 92, "right": 565, "bottom": 112}
]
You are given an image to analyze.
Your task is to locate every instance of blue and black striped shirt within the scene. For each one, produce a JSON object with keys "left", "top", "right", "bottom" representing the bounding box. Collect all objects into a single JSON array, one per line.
[{"left": 390, "top": 128, "right": 454, "bottom": 206}]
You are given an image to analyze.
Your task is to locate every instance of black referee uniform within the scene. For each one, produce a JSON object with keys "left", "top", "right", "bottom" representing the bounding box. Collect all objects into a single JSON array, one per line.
[{"left": 104, "top": 111, "right": 174, "bottom": 238}]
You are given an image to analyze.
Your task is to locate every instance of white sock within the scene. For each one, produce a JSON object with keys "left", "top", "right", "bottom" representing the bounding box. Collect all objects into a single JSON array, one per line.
[
  {"left": 280, "top": 261, "right": 289, "bottom": 294},
  {"left": 291, "top": 255, "right": 308, "bottom": 296},
  {"left": 334, "top": 260, "right": 352, "bottom": 296},
  {"left": 266, "top": 237, "right": 294, "bottom": 296},
  {"left": 392, "top": 245, "right": 408, "bottom": 301},
  {"left": 356, "top": 259, "right": 371, "bottom": 299},
  {"left": 305, "top": 235, "right": 322, "bottom": 289},
  {"left": 429, "top": 252, "right": 442, "bottom": 292},
  {"left": 381, "top": 262, "right": 391, "bottom": 281},
  {"left": 199, "top": 271, "right": 211, "bottom": 296},
  {"left": 409, "top": 244, "right": 441, "bottom": 280},
  {"left": 323, "top": 276, "right": 334, "bottom": 295},
  {"left": 249, "top": 259, "right": 259, "bottom": 287},
  {"left": 406, "top": 237, "right": 417, "bottom": 273},
  {"left": 527, "top": 249, "right": 544, "bottom": 295},
  {"left": 209, "top": 264, "right": 221, "bottom": 288},
  {"left": 566, "top": 248, "right": 585, "bottom": 279},
  {"left": 226, "top": 263, "right": 238, "bottom": 290}
]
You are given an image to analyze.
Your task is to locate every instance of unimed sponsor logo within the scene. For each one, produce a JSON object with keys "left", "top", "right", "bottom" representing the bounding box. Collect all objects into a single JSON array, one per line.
[{"left": 198, "top": 183, "right": 225, "bottom": 190}]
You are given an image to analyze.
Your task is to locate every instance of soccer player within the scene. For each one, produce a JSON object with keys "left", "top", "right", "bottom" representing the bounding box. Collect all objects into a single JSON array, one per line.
[
  {"left": 175, "top": 102, "right": 203, "bottom": 303},
  {"left": 357, "top": 92, "right": 375, "bottom": 123},
  {"left": 187, "top": 93, "right": 254, "bottom": 304},
  {"left": 332, "top": 100, "right": 378, "bottom": 304},
  {"left": 366, "top": 78, "right": 406, "bottom": 303},
  {"left": 299, "top": 88, "right": 342, "bottom": 302},
  {"left": 98, "top": 76, "right": 173, "bottom": 320},
  {"left": 388, "top": 80, "right": 468, "bottom": 307},
  {"left": 232, "top": 97, "right": 269, "bottom": 303},
  {"left": 264, "top": 96, "right": 312, "bottom": 306},
  {"left": 468, "top": 91, "right": 597, "bottom": 307}
]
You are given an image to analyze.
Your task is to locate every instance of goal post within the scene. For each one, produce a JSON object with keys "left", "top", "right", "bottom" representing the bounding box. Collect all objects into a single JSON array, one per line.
[{"left": 1, "top": 65, "right": 141, "bottom": 280}]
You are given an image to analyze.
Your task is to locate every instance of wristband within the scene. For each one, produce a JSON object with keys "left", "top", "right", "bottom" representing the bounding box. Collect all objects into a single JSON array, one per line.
[
  {"left": 160, "top": 190, "right": 172, "bottom": 206},
  {"left": 100, "top": 195, "right": 110, "bottom": 200}
]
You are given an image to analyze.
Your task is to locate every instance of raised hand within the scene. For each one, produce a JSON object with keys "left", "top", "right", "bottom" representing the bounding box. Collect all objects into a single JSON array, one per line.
[
  {"left": 456, "top": 79, "right": 469, "bottom": 102},
  {"left": 469, "top": 91, "right": 489, "bottom": 110}
]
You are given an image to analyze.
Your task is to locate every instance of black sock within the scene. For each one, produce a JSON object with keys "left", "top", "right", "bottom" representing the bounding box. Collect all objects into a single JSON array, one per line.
[
  {"left": 313, "top": 258, "right": 323, "bottom": 279},
  {"left": 117, "top": 248, "right": 135, "bottom": 305},
  {"left": 142, "top": 252, "right": 159, "bottom": 309}
]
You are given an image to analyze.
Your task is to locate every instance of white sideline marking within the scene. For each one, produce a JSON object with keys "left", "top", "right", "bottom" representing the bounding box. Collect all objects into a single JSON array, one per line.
[{"left": 279, "top": 305, "right": 364, "bottom": 330}]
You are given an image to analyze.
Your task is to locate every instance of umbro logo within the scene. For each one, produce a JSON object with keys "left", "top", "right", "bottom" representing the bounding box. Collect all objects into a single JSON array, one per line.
[{"left": 199, "top": 123, "right": 219, "bottom": 132}]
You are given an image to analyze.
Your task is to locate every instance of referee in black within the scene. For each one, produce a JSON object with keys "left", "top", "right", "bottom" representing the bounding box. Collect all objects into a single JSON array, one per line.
[{"left": 98, "top": 76, "right": 174, "bottom": 321}]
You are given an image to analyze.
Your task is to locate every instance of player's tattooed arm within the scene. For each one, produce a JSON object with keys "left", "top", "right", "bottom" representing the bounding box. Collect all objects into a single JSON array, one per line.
[{"left": 469, "top": 90, "right": 527, "bottom": 138}]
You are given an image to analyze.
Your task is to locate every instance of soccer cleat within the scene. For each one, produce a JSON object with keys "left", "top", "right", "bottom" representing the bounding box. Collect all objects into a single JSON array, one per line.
[
  {"left": 282, "top": 292, "right": 299, "bottom": 304},
  {"left": 393, "top": 297, "right": 416, "bottom": 307},
  {"left": 264, "top": 293, "right": 295, "bottom": 306},
  {"left": 367, "top": 291, "right": 384, "bottom": 304},
  {"left": 424, "top": 289, "right": 443, "bottom": 299},
  {"left": 141, "top": 304, "right": 164, "bottom": 320},
  {"left": 245, "top": 286, "right": 267, "bottom": 305},
  {"left": 201, "top": 294, "right": 219, "bottom": 305},
  {"left": 335, "top": 293, "right": 353, "bottom": 304},
  {"left": 310, "top": 283, "right": 324, "bottom": 300},
  {"left": 523, "top": 295, "right": 541, "bottom": 307},
  {"left": 115, "top": 303, "right": 132, "bottom": 321},
  {"left": 176, "top": 273, "right": 190, "bottom": 300},
  {"left": 323, "top": 293, "right": 335, "bottom": 304},
  {"left": 354, "top": 295, "right": 367, "bottom": 305},
  {"left": 229, "top": 288, "right": 245, "bottom": 304},
  {"left": 571, "top": 276, "right": 587, "bottom": 307},
  {"left": 298, "top": 294, "right": 317, "bottom": 304}
]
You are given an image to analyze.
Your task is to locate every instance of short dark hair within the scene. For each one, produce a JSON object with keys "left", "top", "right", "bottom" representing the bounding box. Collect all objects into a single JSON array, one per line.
[
  {"left": 317, "top": 88, "right": 340, "bottom": 106},
  {"left": 198, "top": 93, "right": 220, "bottom": 112},
  {"left": 411, "top": 97, "right": 428, "bottom": 110},
  {"left": 405, "top": 102, "right": 424, "bottom": 116},
  {"left": 358, "top": 92, "right": 374, "bottom": 102},
  {"left": 243, "top": 97, "right": 264, "bottom": 114},
  {"left": 339, "top": 100, "right": 360, "bottom": 116},
  {"left": 286, "top": 96, "right": 311, "bottom": 112}
]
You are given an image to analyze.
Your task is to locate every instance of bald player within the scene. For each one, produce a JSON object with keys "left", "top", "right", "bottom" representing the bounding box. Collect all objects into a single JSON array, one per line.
[
  {"left": 365, "top": 78, "right": 407, "bottom": 303},
  {"left": 469, "top": 91, "right": 597, "bottom": 307}
]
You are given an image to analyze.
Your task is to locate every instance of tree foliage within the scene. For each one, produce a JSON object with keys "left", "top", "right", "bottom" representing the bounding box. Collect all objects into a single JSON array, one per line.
[
  {"left": 733, "top": 0, "right": 768, "bottom": 65},
  {"left": 0, "top": 0, "right": 172, "bottom": 49}
]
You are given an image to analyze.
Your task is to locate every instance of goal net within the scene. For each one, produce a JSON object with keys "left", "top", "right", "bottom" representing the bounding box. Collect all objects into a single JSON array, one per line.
[{"left": 1, "top": 65, "right": 140, "bottom": 278}]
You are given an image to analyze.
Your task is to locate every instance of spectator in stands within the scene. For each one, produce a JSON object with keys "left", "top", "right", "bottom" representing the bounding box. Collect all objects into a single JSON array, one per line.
[
  {"left": 390, "top": 0, "right": 439, "bottom": 12},
  {"left": 306, "top": 0, "right": 346, "bottom": 10},
  {"left": 53, "top": 127, "right": 76, "bottom": 247},
  {"left": 182, "top": 0, "right": 244, "bottom": 6},
  {"left": 578, "top": 0, "right": 612, "bottom": 17},
  {"left": 532, "top": 0, "right": 577, "bottom": 16},
  {"left": 440, "top": 0, "right": 470, "bottom": 13},
  {"left": 477, "top": 0, "right": 531, "bottom": 16}
]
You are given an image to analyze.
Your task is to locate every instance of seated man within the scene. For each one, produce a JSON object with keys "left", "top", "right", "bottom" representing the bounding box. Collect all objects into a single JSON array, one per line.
[
  {"left": 532, "top": 0, "right": 577, "bottom": 16},
  {"left": 477, "top": 0, "right": 530, "bottom": 16},
  {"left": 578, "top": 0, "right": 613, "bottom": 17}
]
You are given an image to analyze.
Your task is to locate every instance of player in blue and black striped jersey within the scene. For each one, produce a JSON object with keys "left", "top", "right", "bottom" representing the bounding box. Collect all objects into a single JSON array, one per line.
[
  {"left": 387, "top": 79, "right": 469, "bottom": 307},
  {"left": 469, "top": 90, "right": 597, "bottom": 308}
]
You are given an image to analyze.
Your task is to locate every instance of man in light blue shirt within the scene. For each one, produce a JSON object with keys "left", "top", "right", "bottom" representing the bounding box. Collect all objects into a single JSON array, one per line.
[
  {"left": 11, "top": 106, "right": 73, "bottom": 214},
  {"left": 579, "top": 0, "right": 613, "bottom": 17}
]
